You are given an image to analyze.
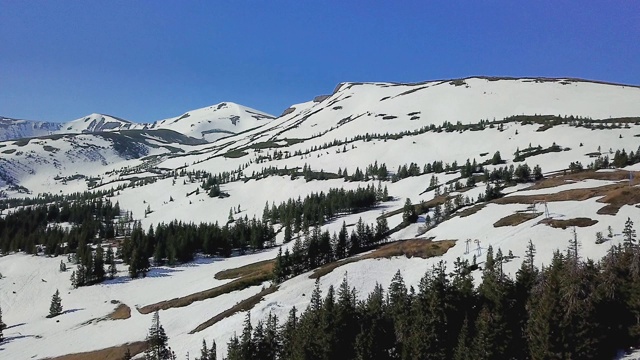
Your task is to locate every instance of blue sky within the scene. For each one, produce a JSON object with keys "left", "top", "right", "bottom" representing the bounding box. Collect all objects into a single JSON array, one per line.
[{"left": 1, "top": 1, "right": 638, "bottom": 123}]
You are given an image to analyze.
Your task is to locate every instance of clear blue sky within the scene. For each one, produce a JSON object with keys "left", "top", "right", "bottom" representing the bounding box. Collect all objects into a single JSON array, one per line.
[{"left": 1, "top": 1, "right": 638, "bottom": 123}]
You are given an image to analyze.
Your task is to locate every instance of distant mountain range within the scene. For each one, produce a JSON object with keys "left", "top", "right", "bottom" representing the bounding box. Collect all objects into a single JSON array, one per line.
[{"left": 0, "top": 102, "right": 275, "bottom": 142}]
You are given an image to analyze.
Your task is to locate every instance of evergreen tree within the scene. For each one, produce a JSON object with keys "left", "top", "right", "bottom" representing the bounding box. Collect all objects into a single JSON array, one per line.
[
  {"left": 623, "top": 217, "right": 636, "bottom": 248},
  {"left": 273, "top": 248, "right": 286, "bottom": 283},
  {"left": 144, "top": 311, "right": 173, "bottom": 360},
  {"left": 453, "top": 317, "right": 472, "bottom": 360},
  {"left": 0, "top": 305, "right": 5, "bottom": 343},
  {"left": 48, "top": 289, "right": 63, "bottom": 318},
  {"left": 94, "top": 245, "right": 106, "bottom": 282},
  {"left": 197, "top": 339, "right": 210, "bottom": 360},
  {"left": 375, "top": 216, "right": 389, "bottom": 242},
  {"left": 107, "top": 246, "right": 117, "bottom": 279},
  {"left": 402, "top": 198, "right": 418, "bottom": 224},
  {"left": 70, "top": 270, "right": 78, "bottom": 289},
  {"left": 335, "top": 221, "right": 348, "bottom": 259},
  {"left": 240, "top": 313, "right": 253, "bottom": 359},
  {"left": 208, "top": 340, "right": 216, "bottom": 360}
]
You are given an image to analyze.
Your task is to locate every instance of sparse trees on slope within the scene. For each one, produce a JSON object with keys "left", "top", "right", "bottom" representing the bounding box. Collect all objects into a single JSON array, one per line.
[{"left": 196, "top": 339, "right": 217, "bottom": 360}]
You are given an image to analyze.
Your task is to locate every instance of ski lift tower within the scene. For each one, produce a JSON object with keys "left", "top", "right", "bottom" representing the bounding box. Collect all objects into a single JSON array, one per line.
[
  {"left": 475, "top": 239, "right": 482, "bottom": 257},
  {"left": 534, "top": 199, "right": 550, "bottom": 219}
]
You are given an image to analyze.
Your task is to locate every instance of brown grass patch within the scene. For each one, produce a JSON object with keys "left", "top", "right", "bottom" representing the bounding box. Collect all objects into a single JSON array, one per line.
[
  {"left": 214, "top": 259, "right": 274, "bottom": 280},
  {"left": 422, "top": 195, "right": 449, "bottom": 208},
  {"left": 496, "top": 182, "right": 640, "bottom": 216},
  {"left": 526, "top": 170, "right": 640, "bottom": 190},
  {"left": 539, "top": 217, "right": 598, "bottom": 229},
  {"left": 45, "top": 341, "right": 147, "bottom": 360},
  {"left": 108, "top": 304, "right": 131, "bottom": 320},
  {"left": 457, "top": 203, "right": 487, "bottom": 218},
  {"left": 189, "top": 286, "right": 278, "bottom": 334},
  {"left": 309, "top": 239, "right": 456, "bottom": 279},
  {"left": 596, "top": 187, "right": 640, "bottom": 215},
  {"left": 493, "top": 212, "right": 542, "bottom": 227},
  {"left": 138, "top": 271, "right": 273, "bottom": 314}
]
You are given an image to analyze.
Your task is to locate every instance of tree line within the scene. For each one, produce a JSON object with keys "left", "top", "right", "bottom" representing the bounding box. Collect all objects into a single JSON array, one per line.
[{"left": 0, "top": 198, "right": 121, "bottom": 254}]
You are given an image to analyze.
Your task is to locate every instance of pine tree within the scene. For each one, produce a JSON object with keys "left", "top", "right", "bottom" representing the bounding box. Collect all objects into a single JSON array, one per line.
[
  {"left": 108, "top": 246, "right": 117, "bottom": 279},
  {"left": 240, "top": 312, "right": 253, "bottom": 359},
  {"left": 198, "top": 339, "right": 209, "bottom": 360},
  {"left": 59, "top": 260, "right": 67, "bottom": 272},
  {"left": 273, "top": 248, "right": 285, "bottom": 283},
  {"left": 209, "top": 340, "right": 216, "bottom": 360},
  {"left": 402, "top": 198, "right": 417, "bottom": 224},
  {"left": 94, "top": 245, "right": 106, "bottom": 282},
  {"left": 122, "top": 348, "right": 133, "bottom": 360},
  {"left": 623, "top": 217, "right": 636, "bottom": 248},
  {"left": 0, "top": 304, "right": 5, "bottom": 343},
  {"left": 453, "top": 317, "right": 472, "bottom": 360},
  {"left": 144, "top": 311, "right": 173, "bottom": 360},
  {"left": 48, "top": 289, "right": 63, "bottom": 318},
  {"left": 70, "top": 270, "right": 78, "bottom": 289}
]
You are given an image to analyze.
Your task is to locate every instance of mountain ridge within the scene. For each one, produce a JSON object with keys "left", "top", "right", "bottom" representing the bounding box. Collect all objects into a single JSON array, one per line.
[{"left": 0, "top": 101, "right": 276, "bottom": 143}]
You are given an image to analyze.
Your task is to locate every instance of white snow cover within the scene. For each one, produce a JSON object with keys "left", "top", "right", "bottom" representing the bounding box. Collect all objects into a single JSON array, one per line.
[{"left": 1, "top": 77, "right": 640, "bottom": 358}]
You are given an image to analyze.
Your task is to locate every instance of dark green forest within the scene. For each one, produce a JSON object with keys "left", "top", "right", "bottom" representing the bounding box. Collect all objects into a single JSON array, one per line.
[{"left": 223, "top": 236, "right": 640, "bottom": 360}]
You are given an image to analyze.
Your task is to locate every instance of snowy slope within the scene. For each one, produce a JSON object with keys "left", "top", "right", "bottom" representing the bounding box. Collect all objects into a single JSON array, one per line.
[
  {"left": 61, "top": 113, "right": 145, "bottom": 134},
  {"left": 0, "top": 117, "right": 63, "bottom": 141},
  {"left": 0, "top": 130, "right": 208, "bottom": 196},
  {"left": 2, "top": 77, "right": 640, "bottom": 359},
  {"left": 149, "top": 102, "right": 275, "bottom": 142},
  {"left": 230, "top": 77, "right": 640, "bottom": 148}
]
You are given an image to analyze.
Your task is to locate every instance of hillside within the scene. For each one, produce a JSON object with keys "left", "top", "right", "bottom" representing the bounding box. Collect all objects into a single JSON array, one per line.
[
  {"left": 2, "top": 77, "right": 640, "bottom": 359},
  {"left": 0, "top": 117, "right": 63, "bottom": 142},
  {"left": 149, "top": 102, "right": 275, "bottom": 142}
]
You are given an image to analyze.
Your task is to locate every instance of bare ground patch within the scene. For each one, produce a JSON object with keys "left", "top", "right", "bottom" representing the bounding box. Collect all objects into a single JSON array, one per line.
[
  {"left": 525, "top": 170, "right": 640, "bottom": 190},
  {"left": 309, "top": 239, "right": 456, "bottom": 279},
  {"left": 495, "top": 182, "right": 640, "bottom": 215},
  {"left": 214, "top": 259, "right": 274, "bottom": 280},
  {"left": 595, "top": 187, "right": 640, "bottom": 215},
  {"left": 457, "top": 203, "right": 487, "bottom": 218},
  {"left": 493, "top": 212, "right": 542, "bottom": 227},
  {"left": 189, "top": 286, "right": 278, "bottom": 334},
  {"left": 108, "top": 303, "right": 131, "bottom": 320},
  {"left": 137, "top": 270, "right": 273, "bottom": 314},
  {"left": 45, "top": 341, "right": 147, "bottom": 360},
  {"left": 539, "top": 217, "right": 598, "bottom": 229}
]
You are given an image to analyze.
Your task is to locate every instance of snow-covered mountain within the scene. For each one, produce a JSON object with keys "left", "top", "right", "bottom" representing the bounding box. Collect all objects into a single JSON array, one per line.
[
  {"left": 0, "top": 102, "right": 275, "bottom": 143},
  {"left": 149, "top": 102, "right": 275, "bottom": 142},
  {"left": 2, "top": 77, "right": 640, "bottom": 359},
  {"left": 61, "top": 113, "right": 144, "bottom": 133},
  {"left": 0, "top": 116, "right": 63, "bottom": 141}
]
